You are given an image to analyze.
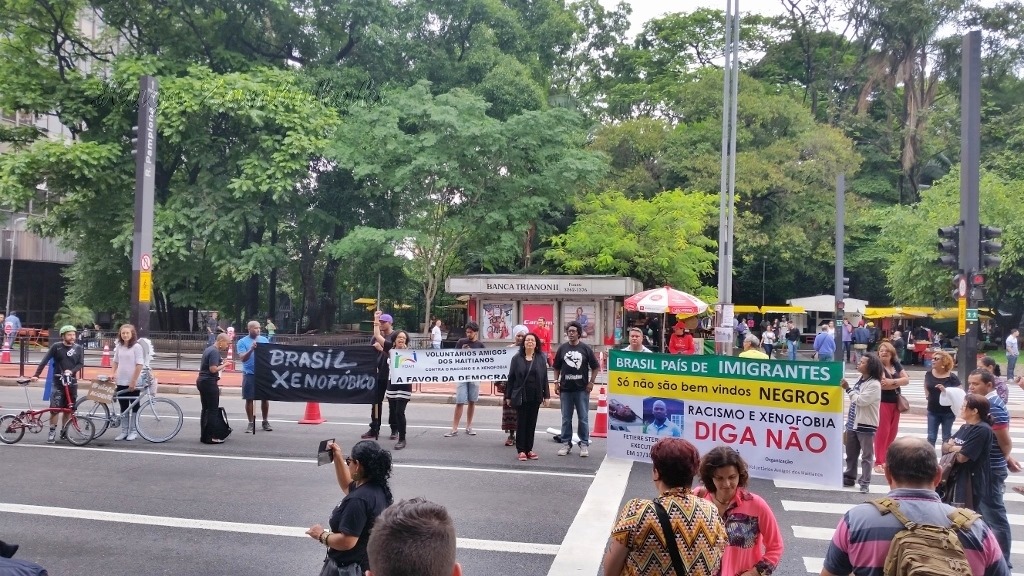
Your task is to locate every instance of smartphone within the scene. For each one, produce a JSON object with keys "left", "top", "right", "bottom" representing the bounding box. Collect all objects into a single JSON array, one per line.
[{"left": 317, "top": 439, "right": 335, "bottom": 466}]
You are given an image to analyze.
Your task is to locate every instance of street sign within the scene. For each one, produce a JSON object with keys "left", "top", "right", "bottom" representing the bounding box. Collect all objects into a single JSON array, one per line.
[
  {"left": 958, "top": 277, "right": 968, "bottom": 298},
  {"left": 141, "top": 253, "right": 151, "bottom": 271},
  {"left": 966, "top": 308, "right": 979, "bottom": 322},
  {"left": 4, "top": 322, "right": 11, "bottom": 335},
  {"left": 957, "top": 297, "right": 967, "bottom": 335},
  {"left": 139, "top": 270, "right": 152, "bottom": 303}
]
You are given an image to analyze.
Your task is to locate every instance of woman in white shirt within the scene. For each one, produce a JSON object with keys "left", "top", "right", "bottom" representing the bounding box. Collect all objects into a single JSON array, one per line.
[{"left": 110, "top": 324, "right": 145, "bottom": 441}]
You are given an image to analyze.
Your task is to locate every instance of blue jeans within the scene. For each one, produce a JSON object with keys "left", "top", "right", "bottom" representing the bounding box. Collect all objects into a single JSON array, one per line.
[
  {"left": 1008, "top": 354, "right": 1018, "bottom": 378},
  {"left": 560, "top": 390, "right": 590, "bottom": 446},
  {"left": 787, "top": 341, "right": 797, "bottom": 361},
  {"left": 926, "top": 410, "right": 955, "bottom": 446},
  {"left": 818, "top": 352, "right": 833, "bottom": 361},
  {"left": 978, "top": 468, "right": 1011, "bottom": 567}
]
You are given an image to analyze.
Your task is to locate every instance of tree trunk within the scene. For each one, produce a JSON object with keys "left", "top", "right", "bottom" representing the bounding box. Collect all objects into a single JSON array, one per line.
[
  {"left": 268, "top": 228, "right": 278, "bottom": 321},
  {"left": 313, "top": 257, "right": 340, "bottom": 331}
]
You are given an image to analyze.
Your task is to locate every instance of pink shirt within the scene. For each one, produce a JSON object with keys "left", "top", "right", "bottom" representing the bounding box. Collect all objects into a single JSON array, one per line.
[{"left": 695, "top": 487, "right": 784, "bottom": 576}]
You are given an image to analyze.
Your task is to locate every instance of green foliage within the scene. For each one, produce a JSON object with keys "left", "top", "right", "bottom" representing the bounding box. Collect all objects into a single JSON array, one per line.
[{"left": 547, "top": 190, "right": 718, "bottom": 302}]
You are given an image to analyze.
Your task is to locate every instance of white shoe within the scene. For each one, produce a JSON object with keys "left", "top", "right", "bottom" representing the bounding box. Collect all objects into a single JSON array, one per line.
[
  {"left": 557, "top": 445, "right": 571, "bottom": 456},
  {"left": 579, "top": 445, "right": 589, "bottom": 457},
  {"left": 126, "top": 430, "right": 138, "bottom": 441},
  {"left": 114, "top": 420, "right": 129, "bottom": 441}
]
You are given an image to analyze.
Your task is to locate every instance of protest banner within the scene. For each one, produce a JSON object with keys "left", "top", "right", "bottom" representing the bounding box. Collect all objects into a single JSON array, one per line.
[
  {"left": 389, "top": 347, "right": 517, "bottom": 384},
  {"left": 607, "top": 349, "right": 843, "bottom": 486},
  {"left": 254, "top": 344, "right": 380, "bottom": 403}
]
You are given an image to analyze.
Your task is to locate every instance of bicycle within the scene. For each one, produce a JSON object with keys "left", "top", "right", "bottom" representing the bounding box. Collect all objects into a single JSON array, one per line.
[
  {"left": 73, "top": 374, "right": 183, "bottom": 443},
  {"left": 0, "top": 374, "right": 96, "bottom": 446}
]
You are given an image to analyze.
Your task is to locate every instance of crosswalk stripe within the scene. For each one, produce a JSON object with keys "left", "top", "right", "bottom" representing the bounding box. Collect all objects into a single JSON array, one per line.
[
  {"left": 781, "top": 500, "right": 1024, "bottom": 526},
  {"left": 773, "top": 479, "right": 1024, "bottom": 502},
  {"left": 792, "top": 525, "right": 1024, "bottom": 554},
  {"left": 802, "top": 556, "right": 1024, "bottom": 576}
]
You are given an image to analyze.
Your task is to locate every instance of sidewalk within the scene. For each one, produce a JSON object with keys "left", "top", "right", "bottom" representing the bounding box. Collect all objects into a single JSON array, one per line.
[{"left": 0, "top": 364, "right": 604, "bottom": 409}]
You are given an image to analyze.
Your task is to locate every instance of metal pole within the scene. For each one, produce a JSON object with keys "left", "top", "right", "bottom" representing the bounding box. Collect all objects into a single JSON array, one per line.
[
  {"left": 130, "top": 75, "right": 158, "bottom": 337},
  {"left": 716, "top": 0, "right": 734, "bottom": 312},
  {"left": 835, "top": 174, "right": 846, "bottom": 364},
  {"left": 726, "top": 0, "right": 740, "bottom": 305},
  {"left": 5, "top": 228, "right": 13, "bottom": 315},
  {"left": 761, "top": 257, "right": 766, "bottom": 308},
  {"left": 959, "top": 31, "right": 982, "bottom": 381}
]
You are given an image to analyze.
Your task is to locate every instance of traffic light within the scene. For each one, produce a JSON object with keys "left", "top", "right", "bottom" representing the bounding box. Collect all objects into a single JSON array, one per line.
[
  {"left": 130, "top": 125, "right": 139, "bottom": 158},
  {"left": 841, "top": 277, "right": 850, "bottom": 299},
  {"left": 980, "top": 225, "right": 1002, "bottom": 269},
  {"left": 936, "top": 225, "right": 960, "bottom": 268},
  {"left": 970, "top": 270, "right": 986, "bottom": 303},
  {"left": 952, "top": 271, "right": 965, "bottom": 301}
]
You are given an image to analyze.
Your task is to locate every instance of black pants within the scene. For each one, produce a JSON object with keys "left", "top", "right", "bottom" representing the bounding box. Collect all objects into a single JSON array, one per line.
[
  {"left": 368, "top": 379, "right": 387, "bottom": 434},
  {"left": 515, "top": 401, "right": 541, "bottom": 453},
  {"left": 197, "top": 379, "right": 220, "bottom": 443},
  {"left": 115, "top": 385, "right": 140, "bottom": 415},
  {"left": 388, "top": 398, "right": 409, "bottom": 440}
]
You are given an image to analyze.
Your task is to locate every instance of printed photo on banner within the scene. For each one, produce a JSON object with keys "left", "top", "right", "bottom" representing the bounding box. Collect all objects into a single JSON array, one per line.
[
  {"left": 606, "top": 349, "right": 844, "bottom": 487},
  {"left": 482, "top": 301, "right": 515, "bottom": 340},
  {"left": 562, "top": 302, "right": 596, "bottom": 342},
  {"left": 521, "top": 302, "right": 555, "bottom": 351},
  {"left": 389, "top": 347, "right": 517, "bottom": 384}
]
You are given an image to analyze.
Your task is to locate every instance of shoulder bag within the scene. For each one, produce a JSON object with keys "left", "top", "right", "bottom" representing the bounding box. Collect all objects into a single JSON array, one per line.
[
  {"left": 653, "top": 499, "right": 687, "bottom": 576},
  {"left": 896, "top": 388, "right": 910, "bottom": 413}
]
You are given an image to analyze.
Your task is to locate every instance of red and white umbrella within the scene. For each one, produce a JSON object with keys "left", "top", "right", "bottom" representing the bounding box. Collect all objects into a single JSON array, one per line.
[{"left": 624, "top": 286, "right": 709, "bottom": 316}]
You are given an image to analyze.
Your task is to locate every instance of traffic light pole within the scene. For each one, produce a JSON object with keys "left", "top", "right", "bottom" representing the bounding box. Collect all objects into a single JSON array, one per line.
[
  {"left": 834, "top": 174, "right": 845, "bottom": 363},
  {"left": 958, "top": 31, "right": 982, "bottom": 382},
  {"left": 130, "top": 75, "right": 158, "bottom": 337}
]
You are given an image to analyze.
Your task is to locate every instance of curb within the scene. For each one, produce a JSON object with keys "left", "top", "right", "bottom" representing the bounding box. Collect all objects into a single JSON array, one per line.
[{"left": 0, "top": 379, "right": 594, "bottom": 410}]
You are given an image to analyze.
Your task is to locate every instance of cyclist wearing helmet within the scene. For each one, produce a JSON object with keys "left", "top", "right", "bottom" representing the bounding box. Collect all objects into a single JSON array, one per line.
[{"left": 31, "top": 325, "right": 85, "bottom": 443}]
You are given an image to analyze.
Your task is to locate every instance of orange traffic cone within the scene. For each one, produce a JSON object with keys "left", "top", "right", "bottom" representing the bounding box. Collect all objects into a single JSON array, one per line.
[
  {"left": 101, "top": 344, "right": 111, "bottom": 368},
  {"left": 0, "top": 339, "right": 9, "bottom": 363},
  {"left": 591, "top": 385, "right": 608, "bottom": 438},
  {"left": 225, "top": 346, "right": 235, "bottom": 371},
  {"left": 299, "top": 402, "right": 326, "bottom": 424}
]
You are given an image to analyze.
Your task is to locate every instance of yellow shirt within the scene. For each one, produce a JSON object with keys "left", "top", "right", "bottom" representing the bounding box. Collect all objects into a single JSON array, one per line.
[{"left": 739, "top": 349, "right": 770, "bottom": 359}]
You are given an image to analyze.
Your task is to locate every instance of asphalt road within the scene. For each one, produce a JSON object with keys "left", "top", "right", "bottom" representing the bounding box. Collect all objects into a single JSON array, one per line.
[{"left": 4, "top": 388, "right": 1024, "bottom": 576}]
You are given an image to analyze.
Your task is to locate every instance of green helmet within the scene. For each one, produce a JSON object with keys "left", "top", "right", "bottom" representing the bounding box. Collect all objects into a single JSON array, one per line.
[{"left": 59, "top": 325, "right": 76, "bottom": 336}]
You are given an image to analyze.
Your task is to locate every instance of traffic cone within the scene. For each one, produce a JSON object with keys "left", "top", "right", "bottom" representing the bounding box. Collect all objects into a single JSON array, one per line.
[
  {"left": 101, "top": 344, "right": 112, "bottom": 368},
  {"left": 299, "top": 402, "right": 325, "bottom": 425},
  {"left": 1, "top": 339, "right": 9, "bottom": 363},
  {"left": 591, "top": 385, "right": 608, "bottom": 438},
  {"left": 225, "top": 346, "right": 235, "bottom": 371}
]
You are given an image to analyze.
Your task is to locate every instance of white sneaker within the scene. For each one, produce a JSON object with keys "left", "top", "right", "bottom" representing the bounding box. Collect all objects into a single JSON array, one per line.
[
  {"left": 114, "top": 431, "right": 128, "bottom": 441},
  {"left": 126, "top": 430, "right": 138, "bottom": 441},
  {"left": 557, "top": 445, "right": 571, "bottom": 456},
  {"left": 580, "top": 445, "right": 589, "bottom": 457}
]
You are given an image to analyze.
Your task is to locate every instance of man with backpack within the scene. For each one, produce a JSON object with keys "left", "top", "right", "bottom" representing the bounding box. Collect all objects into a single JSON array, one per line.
[{"left": 821, "top": 436, "right": 1008, "bottom": 576}]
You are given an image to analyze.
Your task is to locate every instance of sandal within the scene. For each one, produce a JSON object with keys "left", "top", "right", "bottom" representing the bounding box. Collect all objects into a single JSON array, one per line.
[
  {"left": 873, "top": 464, "right": 885, "bottom": 474},
  {"left": 518, "top": 452, "right": 528, "bottom": 461},
  {"left": 465, "top": 428, "right": 477, "bottom": 436},
  {"left": 504, "top": 437, "right": 515, "bottom": 446},
  {"left": 444, "top": 430, "right": 459, "bottom": 437}
]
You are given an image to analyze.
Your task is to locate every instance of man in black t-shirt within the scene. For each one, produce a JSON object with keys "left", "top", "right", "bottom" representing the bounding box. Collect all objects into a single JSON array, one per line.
[
  {"left": 362, "top": 313, "right": 397, "bottom": 440},
  {"left": 31, "top": 325, "right": 84, "bottom": 443},
  {"left": 445, "top": 322, "right": 484, "bottom": 437},
  {"left": 554, "top": 321, "right": 599, "bottom": 457}
]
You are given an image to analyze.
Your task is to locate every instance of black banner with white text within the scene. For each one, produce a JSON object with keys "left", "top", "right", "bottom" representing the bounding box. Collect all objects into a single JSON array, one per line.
[{"left": 254, "top": 344, "right": 380, "bottom": 403}]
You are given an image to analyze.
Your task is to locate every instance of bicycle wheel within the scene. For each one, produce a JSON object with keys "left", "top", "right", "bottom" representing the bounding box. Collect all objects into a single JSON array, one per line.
[
  {"left": 63, "top": 416, "right": 95, "bottom": 446},
  {"left": 135, "top": 397, "right": 183, "bottom": 443},
  {"left": 74, "top": 397, "right": 111, "bottom": 438},
  {"left": 0, "top": 414, "right": 25, "bottom": 444}
]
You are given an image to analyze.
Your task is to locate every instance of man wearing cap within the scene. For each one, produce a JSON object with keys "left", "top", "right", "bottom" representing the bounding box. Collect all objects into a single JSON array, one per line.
[
  {"left": 236, "top": 320, "right": 272, "bottom": 433},
  {"left": 362, "top": 312, "right": 397, "bottom": 440},
  {"left": 667, "top": 321, "right": 695, "bottom": 355},
  {"left": 739, "top": 334, "right": 769, "bottom": 359},
  {"left": 31, "top": 325, "right": 84, "bottom": 443}
]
